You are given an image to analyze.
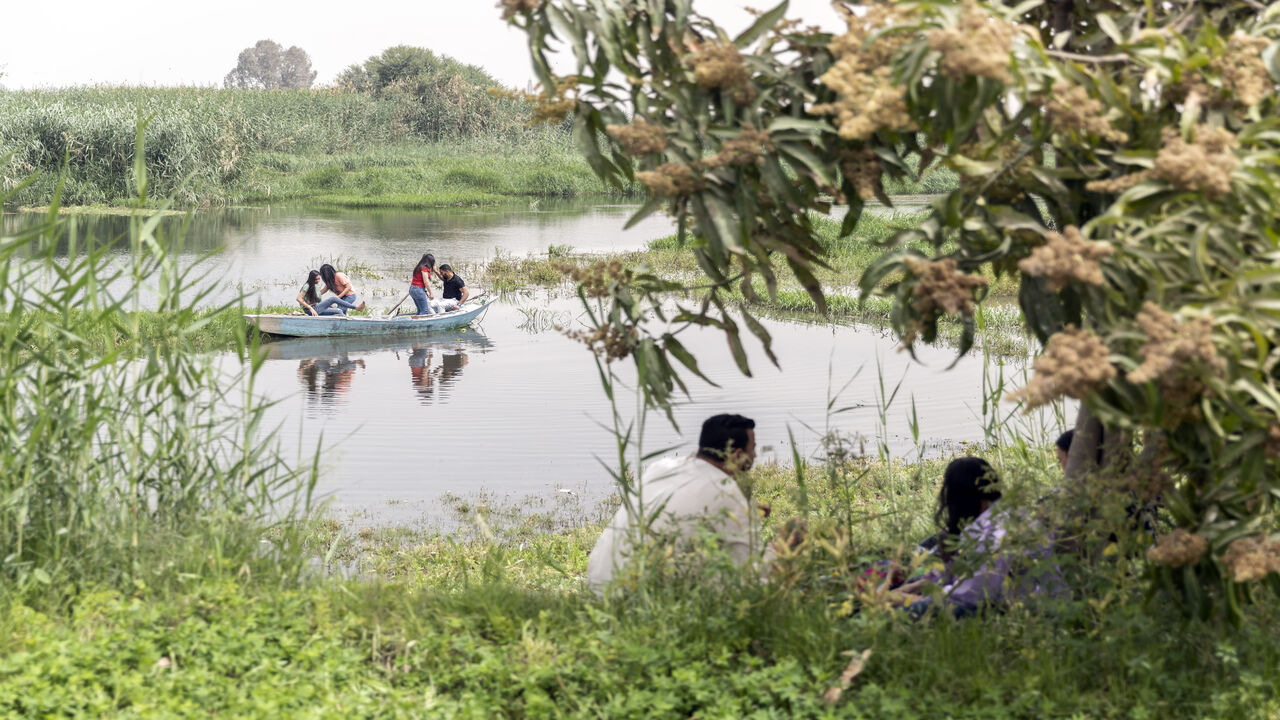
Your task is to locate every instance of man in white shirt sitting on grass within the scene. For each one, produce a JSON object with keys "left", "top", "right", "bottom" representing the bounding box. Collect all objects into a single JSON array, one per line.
[{"left": 587, "top": 413, "right": 779, "bottom": 594}]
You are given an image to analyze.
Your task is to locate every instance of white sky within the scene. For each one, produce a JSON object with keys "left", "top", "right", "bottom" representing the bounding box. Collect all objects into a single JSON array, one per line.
[{"left": 1, "top": 1, "right": 842, "bottom": 90}]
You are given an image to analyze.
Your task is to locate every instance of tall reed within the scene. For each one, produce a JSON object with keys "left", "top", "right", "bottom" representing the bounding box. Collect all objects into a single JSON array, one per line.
[{"left": 0, "top": 141, "right": 314, "bottom": 605}]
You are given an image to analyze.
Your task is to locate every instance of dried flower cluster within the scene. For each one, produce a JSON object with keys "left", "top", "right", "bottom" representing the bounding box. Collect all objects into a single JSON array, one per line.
[
  {"left": 1089, "top": 125, "right": 1239, "bottom": 198},
  {"left": 1152, "top": 126, "right": 1239, "bottom": 198},
  {"left": 926, "top": 2, "right": 1016, "bottom": 84},
  {"left": 498, "top": 0, "right": 541, "bottom": 20},
  {"left": 704, "top": 128, "right": 774, "bottom": 168},
  {"left": 563, "top": 323, "right": 638, "bottom": 363},
  {"left": 1043, "top": 83, "right": 1128, "bottom": 144},
  {"left": 1220, "top": 535, "right": 1280, "bottom": 584},
  {"left": 686, "top": 42, "right": 753, "bottom": 101},
  {"left": 1127, "top": 303, "right": 1224, "bottom": 419},
  {"left": 839, "top": 148, "right": 884, "bottom": 202},
  {"left": 635, "top": 162, "right": 706, "bottom": 198},
  {"left": 813, "top": 3, "right": 913, "bottom": 141},
  {"left": 559, "top": 259, "right": 627, "bottom": 298},
  {"left": 904, "top": 257, "right": 988, "bottom": 320},
  {"left": 1146, "top": 529, "right": 1207, "bottom": 568},
  {"left": 1211, "top": 34, "right": 1274, "bottom": 107},
  {"left": 1008, "top": 327, "right": 1116, "bottom": 410},
  {"left": 491, "top": 76, "right": 579, "bottom": 125},
  {"left": 1017, "top": 225, "right": 1113, "bottom": 292},
  {"left": 606, "top": 119, "right": 666, "bottom": 156}
]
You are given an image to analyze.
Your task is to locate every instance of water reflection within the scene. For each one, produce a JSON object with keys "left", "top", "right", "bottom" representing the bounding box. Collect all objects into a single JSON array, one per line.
[{"left": 264, "top": 331, "right": 493, "bottom": 412}]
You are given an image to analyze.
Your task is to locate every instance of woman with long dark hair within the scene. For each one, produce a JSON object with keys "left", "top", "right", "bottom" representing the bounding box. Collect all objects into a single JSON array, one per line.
[
  {"left": 898, "top": 457, "right": 1063, "bottom": 616},
  {"left": 296, "top": 270, "right": 322, "bottom": 316},
  {"left": 313, "top": 263, "right": 365, "bottom": 316},
  {"left": 408, "top": 253, "right": 437, "bottom": 315}
]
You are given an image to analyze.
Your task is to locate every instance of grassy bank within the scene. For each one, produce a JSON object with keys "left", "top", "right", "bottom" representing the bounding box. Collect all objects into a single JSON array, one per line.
[
  {"left": 231, "top": 135, "right": 615, "bottom": 209},
  {"left": 6, "top": 456, "right": 1279, "bottom": 718},
  {"left": 0, "top": 87, "right": 617, "bottom": 209}
]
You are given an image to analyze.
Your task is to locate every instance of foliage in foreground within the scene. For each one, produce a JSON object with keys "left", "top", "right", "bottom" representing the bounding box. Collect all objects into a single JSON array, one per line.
[
  {"left": 5, "top": 455, "right": 1280, "bottom": 719},
  {"left": 507, "top": 0, "right": 1280, "bottom": 618}
]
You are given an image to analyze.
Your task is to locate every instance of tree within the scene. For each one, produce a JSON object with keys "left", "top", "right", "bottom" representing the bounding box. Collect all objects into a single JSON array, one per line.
[
  {"left": 224, "top": 39, "right": 317, "bottom": 89},
  {"left": 337, "top": 46, "right": 526, "bottom": 139},
  {"left": 505, "top": 0, "right": 1280, "bottom": 617}
]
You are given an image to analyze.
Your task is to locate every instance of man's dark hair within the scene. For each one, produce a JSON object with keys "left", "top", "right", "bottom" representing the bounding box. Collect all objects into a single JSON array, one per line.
[
  {"left": 439, "top": 263, "right": 453, "bottom": 272},
  {"left": 1055, "top": 430, "right": 1074, "bottom": 453},
  {"left": 697, "top": 414, "right": 755, "bottom": 461}
]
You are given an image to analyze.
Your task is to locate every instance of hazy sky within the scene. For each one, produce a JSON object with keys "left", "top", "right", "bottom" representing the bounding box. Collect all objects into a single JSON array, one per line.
[{"left": 2, "top": 1, "right": 842, "bottom": 89}]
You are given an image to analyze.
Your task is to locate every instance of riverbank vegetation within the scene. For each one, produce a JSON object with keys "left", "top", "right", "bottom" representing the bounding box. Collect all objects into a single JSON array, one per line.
[
  {"left": 3, "top": 186, "right": 1278, "bottom": 718},
  {"left": 0, "top": 47, "right": 619, "bottom": 210}
]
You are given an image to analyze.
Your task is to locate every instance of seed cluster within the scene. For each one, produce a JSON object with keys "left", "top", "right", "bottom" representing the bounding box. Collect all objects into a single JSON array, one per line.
[
  {"left": 499, "top": 0, "right": 541, "bottom": 20},
  {"left": 1127, "top": 303, "right": 1224, "bottom": 425},
  {"left": 1152, "top": 126, "right": 1239, "bottom": 199},
  {"left": 926, "top": 2, "right": 1016, "bottom": 84},
  {"left": 686, "top": 42, "right": 753, "bottom": 102},
  {"left": 813, "top": 3, "right": 913, "bottom": 142},
  {"left": 606, "top": 119, "right": 667, "bottom": 156},
  {"left": 1007, "top": 326, "right": 1116, "bottom": 410},
  {"left": 703, "top": 128, "right": 774, "bottom": 168},
  {"left": 562, "top": 323, "right": 638, "bottom": 363},
  {"left": 1146, "top": 528, "right": 1207, "bottom": 568},
  {"left": 1043, "top": 83, "right": 1128, "bottom": 144},
  {"left": 840, "top": 148, "right": 884, "bottom": 202},
  {"left": 635, "top": 162, "right": 706, "bottom": 198},
  {"left": 1211, "top": 34, "right": 1274, "bottom": 108},
  {"left": 904, "top": 257, "right": 988, "bottom": 320},
  {"left": 1017, "top": 225, "right": 1113, "bottom": 292},
  {"left": 1221, "top": 535, "right": 1280, "bottom": 583},
  {"left": 559, "top": 259, "right": 627, "bottom": 298}
]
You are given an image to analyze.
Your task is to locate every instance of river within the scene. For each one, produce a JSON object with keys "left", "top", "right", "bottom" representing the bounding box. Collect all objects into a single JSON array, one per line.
[{"left": 4, "top": 200, "right": 1057, "bottom": 523}]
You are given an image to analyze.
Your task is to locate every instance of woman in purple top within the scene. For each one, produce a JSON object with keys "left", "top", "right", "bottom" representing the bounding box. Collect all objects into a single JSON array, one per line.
[{"left": 898, "top": 457, "right": 1063, "bottom": 617}]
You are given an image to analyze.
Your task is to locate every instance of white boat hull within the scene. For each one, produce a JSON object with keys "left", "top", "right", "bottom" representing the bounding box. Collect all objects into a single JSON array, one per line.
[{"left": 245, "top": 297, "right": 493, "bottom": 338}]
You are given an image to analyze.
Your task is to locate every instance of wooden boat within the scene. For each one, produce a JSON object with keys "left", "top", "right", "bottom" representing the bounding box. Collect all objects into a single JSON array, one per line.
[{"left": 245, "top": 296, "right": 494, "bottom": 338}]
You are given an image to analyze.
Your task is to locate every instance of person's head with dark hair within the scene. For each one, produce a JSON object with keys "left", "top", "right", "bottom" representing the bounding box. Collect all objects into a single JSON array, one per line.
[
  {"left": 1055, "top": 430, "right": 1074, "bottom": 470},
  {"left": 302, "top": 270, "right": 321, "bottom": 305},
  {"left": 439, "top": 263, "right": 454, "bottom": 279},
  {"left": 319, "top": 263, "right": 337, "bottom": 290},
  {"left": 934, "top": 457, "right": 1001, "bottom": 540},
  {"left": 414, "top": 253, "right": 436, "bottom": 278},
  {"left": 696, "top": 413, "right": 757, "bottom": 473}
]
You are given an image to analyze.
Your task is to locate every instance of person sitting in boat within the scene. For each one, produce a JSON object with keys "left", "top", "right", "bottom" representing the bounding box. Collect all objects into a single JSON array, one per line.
[
  {"left": 313, "top": 263, "right": 366, "bottom": 316},
  {"left": 437, "top": 264, "right": 469, "bottom": 311},
  {"left": 409, "top": 253, "right": 438, "bottom": 316},
  {"left": 296, "top": 270, "right": 322, "bottom": 316}
]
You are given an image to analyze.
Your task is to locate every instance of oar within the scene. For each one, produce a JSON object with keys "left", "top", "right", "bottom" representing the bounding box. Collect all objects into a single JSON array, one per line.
[{"left": 382, "top": 291, "right": 411, "bottom": 318}]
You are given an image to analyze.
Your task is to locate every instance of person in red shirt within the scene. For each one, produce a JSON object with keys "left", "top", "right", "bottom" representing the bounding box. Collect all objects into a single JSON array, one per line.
[{"left": 408, "top": 254, "right": 438, "bottom": 315}]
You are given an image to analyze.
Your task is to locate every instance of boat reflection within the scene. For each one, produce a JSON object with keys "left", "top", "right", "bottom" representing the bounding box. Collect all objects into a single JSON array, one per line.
[{"left": 263, "top": 331, "right": 493, "bottom": 410}]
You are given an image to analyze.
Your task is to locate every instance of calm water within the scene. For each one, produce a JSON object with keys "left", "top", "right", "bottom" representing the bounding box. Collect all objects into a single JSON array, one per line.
[
  {"left": 245, "top": 296, "right": 1054, "bottom": 523},
  {"left": 2, "top": 200, "right": 677, "bottom": 306},
  {"left": 7, "top": 201, "right": 1053, "bottom": 522}
]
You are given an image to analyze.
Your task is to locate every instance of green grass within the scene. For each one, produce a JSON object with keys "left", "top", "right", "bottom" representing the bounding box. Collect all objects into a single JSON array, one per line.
[
  {"left": 6, "top": 455, "right": 1279, "bottom": 718},
  {"left": 0, "top": 87, "right": 618, "bottom": 210},
  {"left": 230, "top": 134, "right": 620, "bottom": 208}
]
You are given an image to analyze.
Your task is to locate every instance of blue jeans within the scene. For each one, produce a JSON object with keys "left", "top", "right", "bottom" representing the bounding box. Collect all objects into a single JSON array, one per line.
[
  {"left": 315, "top": 294, "right": 358, "bottom": 316},
  {"left": 408, "top": 285, "right": 435, "bottom": 315}
]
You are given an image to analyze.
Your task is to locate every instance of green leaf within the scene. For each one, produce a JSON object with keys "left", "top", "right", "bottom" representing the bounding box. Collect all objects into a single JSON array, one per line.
[{"left": 734, "top": 1, "right": 788, "bottom": 48}]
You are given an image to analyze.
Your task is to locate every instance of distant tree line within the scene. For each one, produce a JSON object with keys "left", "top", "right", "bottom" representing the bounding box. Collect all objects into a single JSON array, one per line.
[{"left": 223, "top": 41, "right": 533, "bottom": 142}]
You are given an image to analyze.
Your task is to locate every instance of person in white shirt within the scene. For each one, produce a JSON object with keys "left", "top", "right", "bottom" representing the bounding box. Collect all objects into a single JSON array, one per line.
[{"left": 587, "top": 414, "right": 775, "bottom": 594}]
